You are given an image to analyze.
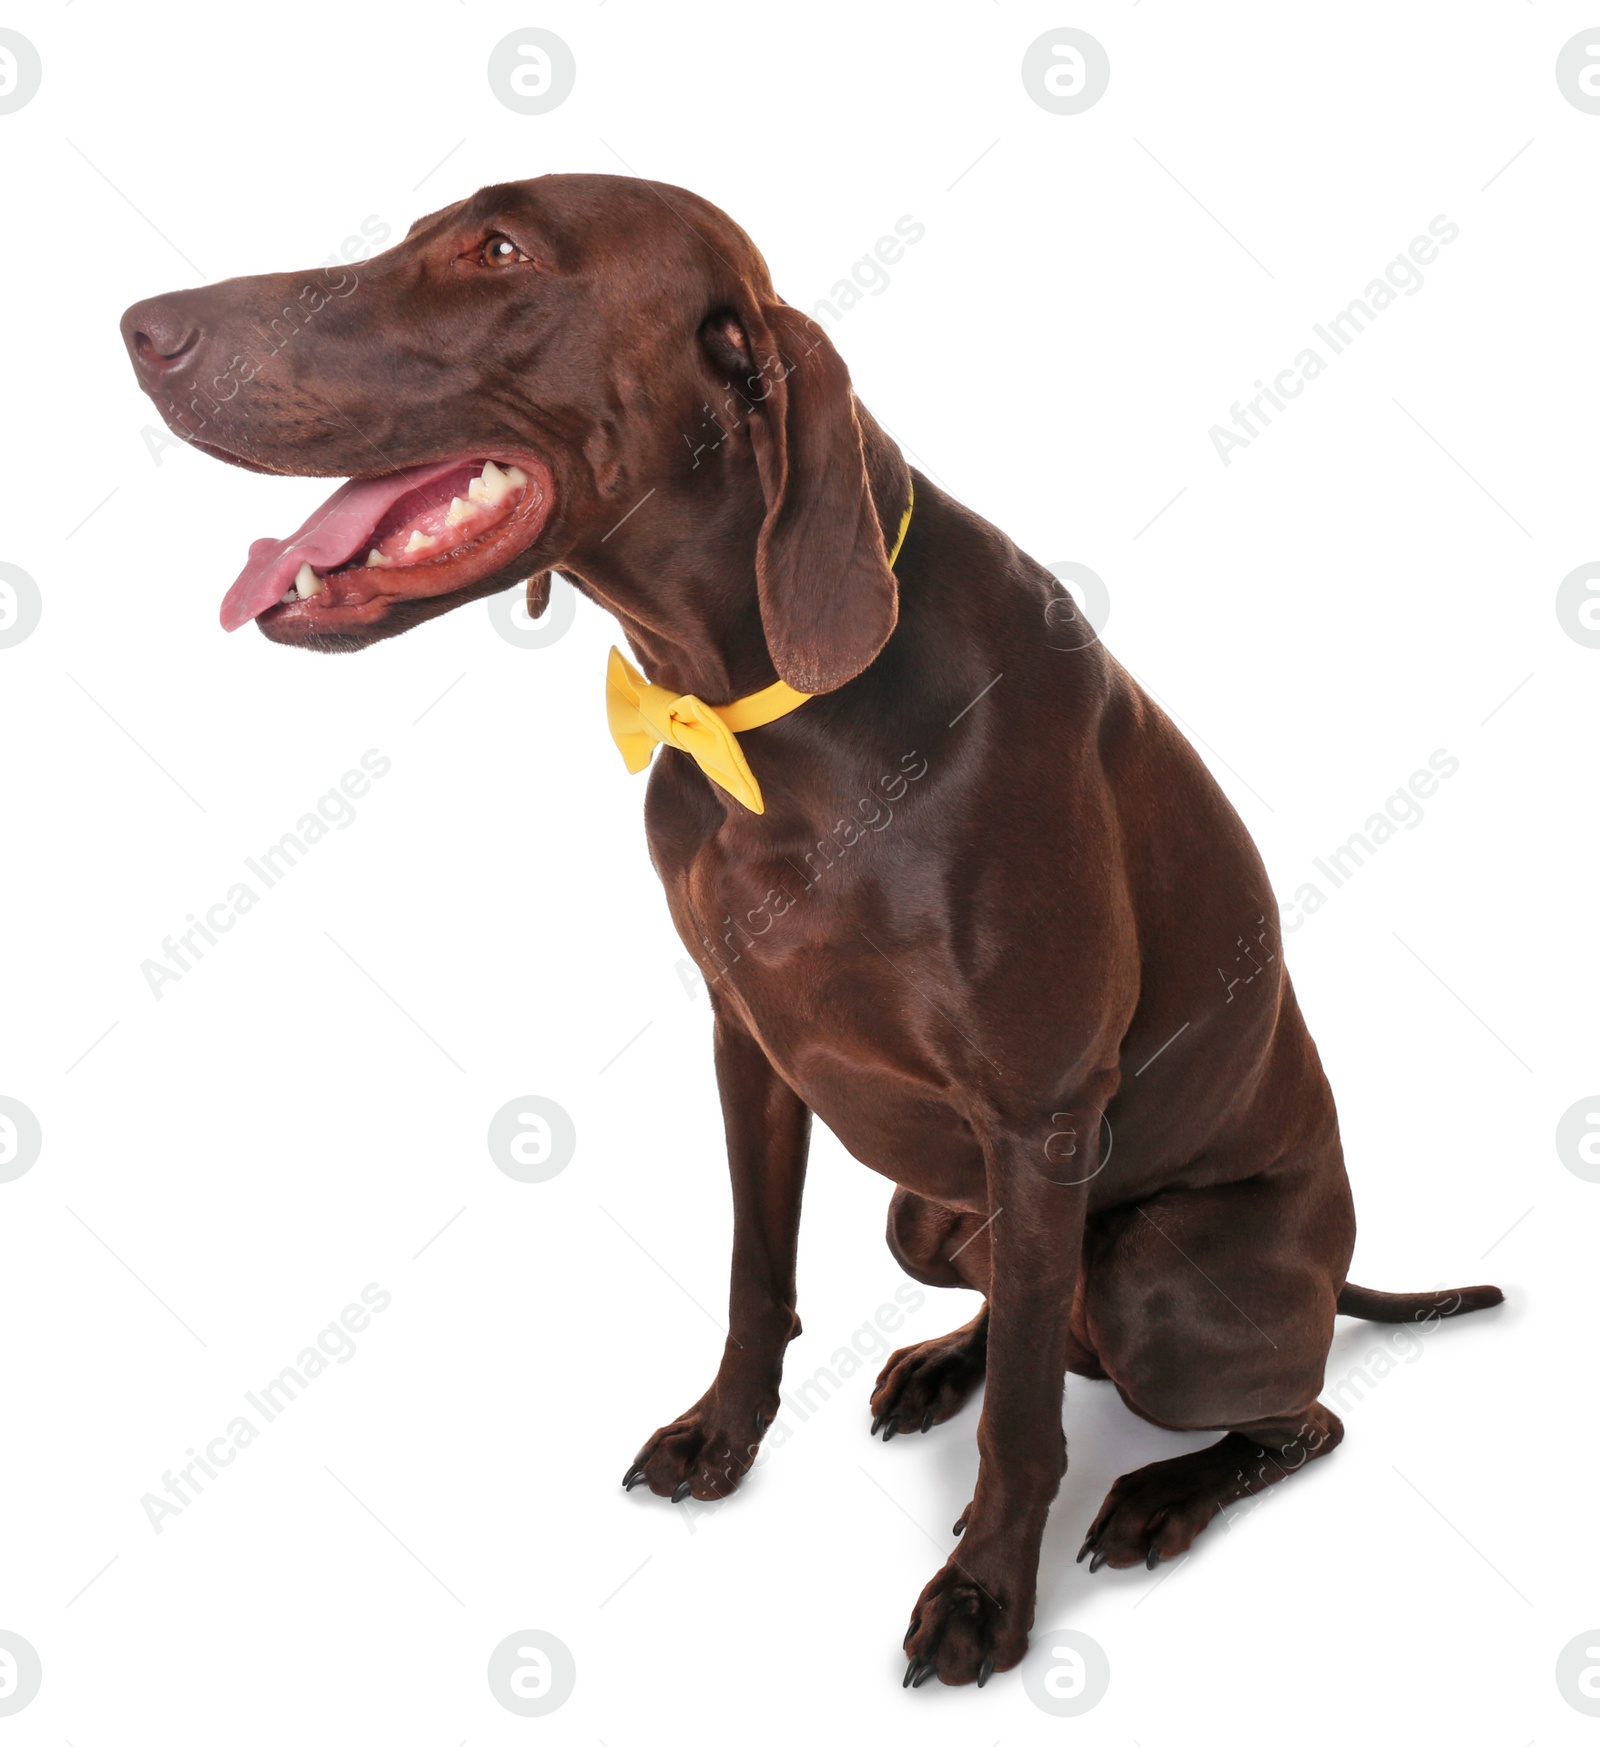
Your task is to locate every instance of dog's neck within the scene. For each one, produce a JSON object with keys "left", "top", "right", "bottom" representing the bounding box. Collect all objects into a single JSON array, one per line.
[{"left": 563, "top": 414, "right": 912, "bottom": 707}]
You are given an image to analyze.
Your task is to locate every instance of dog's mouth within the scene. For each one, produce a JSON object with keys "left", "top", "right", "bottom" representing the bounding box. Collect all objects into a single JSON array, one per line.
[{"left": 219, "top": 452, "right": 555, "bottom": 633}]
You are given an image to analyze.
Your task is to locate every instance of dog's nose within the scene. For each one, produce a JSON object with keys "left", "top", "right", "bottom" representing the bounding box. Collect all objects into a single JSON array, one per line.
[{"left": 121, "top": 296, "right": 202, "bottom": 380}]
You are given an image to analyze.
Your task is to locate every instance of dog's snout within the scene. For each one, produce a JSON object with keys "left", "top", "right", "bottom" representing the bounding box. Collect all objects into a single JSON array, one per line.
[{"left": 121, "top": 297, "right": 201, "bottom": 379}]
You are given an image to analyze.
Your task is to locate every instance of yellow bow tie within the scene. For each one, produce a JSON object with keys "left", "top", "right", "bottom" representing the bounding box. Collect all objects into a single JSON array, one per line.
[
  {"left": 605, "top": 481, "right": 914, "bottom": 815},
  {"left": 605, "top": 648, "right": 807, "bottom": 814}
]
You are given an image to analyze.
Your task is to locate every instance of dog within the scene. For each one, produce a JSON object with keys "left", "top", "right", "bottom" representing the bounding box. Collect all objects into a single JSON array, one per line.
[{"left": 122, "top": 173, "right": 1502, "bottom": 1687}]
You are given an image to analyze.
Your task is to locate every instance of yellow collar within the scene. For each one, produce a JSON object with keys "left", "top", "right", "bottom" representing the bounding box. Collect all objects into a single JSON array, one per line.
[{"left": 605, "top": 481, "right": 914, "bottom": 814}]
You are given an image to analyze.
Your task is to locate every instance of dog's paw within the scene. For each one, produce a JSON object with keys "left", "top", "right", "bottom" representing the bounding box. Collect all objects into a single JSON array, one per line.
[
  {"left": 1076, "top": 1452, "right": 1241, "bottom": 1570},
  {"left": 622, "top": 1397, "right": 769, "bottom": 1503},
  {"left": 900, "top": 1557, "right": 1028, "bottom": 1687},
  {"left": 1079, "top": 1416, "right": 1344, "bottom": 1572},
  {"left": 869, "top": 1322, "right": 986, "bottom": 1439}
]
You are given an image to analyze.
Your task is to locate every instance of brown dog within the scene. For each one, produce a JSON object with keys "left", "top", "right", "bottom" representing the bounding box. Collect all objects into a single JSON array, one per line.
[{"left": 122, "top": 173, "right": 1502, "bottom": 1687}]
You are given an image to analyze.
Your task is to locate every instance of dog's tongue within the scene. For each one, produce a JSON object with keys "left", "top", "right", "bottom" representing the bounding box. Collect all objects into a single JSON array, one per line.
[{"left": 219, "top": 458, "right": 466, "bottom": 631}]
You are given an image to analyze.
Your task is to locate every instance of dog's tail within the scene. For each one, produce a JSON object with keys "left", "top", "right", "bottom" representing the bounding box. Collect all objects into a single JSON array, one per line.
[{"left": 1336, "top": 1281, "right": 1504, "bottom": 1322}]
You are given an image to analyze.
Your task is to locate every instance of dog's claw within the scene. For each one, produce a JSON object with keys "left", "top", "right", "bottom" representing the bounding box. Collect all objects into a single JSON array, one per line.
[
  {"left": 1076, "top": 1526, "right": 1102, "bottom": 1563},
  {"left": 622, "top": 1465, "right": 645, "bottom": 1491},
  {"left": 754, "top": 1413, "right": 765, "bottom": 1434},
  {"left": 1089, "top": 1549, "right": 1108, "bottom": 1573},
  {"left": 882, "top": 1422, "right": 897, "bottom": 1441},
  {"left": 911, "top": 1658, "right": 936, "bottom": 1688},
  {"left": 870, "top": 1413, "right": 885, "bottom": 1436},
  {"left": 1146, "top": 1543, "right": 1162, "bottom": 1570},
  {"left": 902, "top": 1656, "right": 919, "bottom": 1689},
  {"left": 671, "top": 1480, "right": 692, "bottom": 1502},
  {"left": 951, "top": 1518, "right": 965, "bottom": 1536},
  {"left": 977, "top": 1657, "right": 994, "bottom": 1687},
  {"left": 920, "top": 1410, "right": 935, "bottom": 1433}
]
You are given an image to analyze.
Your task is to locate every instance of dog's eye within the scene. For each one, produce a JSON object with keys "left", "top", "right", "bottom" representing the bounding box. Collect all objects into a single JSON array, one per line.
[{"left": 480, "top": 234, "right": 530, "bottom": 267}]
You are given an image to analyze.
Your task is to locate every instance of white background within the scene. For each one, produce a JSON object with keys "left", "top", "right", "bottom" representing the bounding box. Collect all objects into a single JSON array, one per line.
[{"left": 2, "top": 1, "right": 1596, "bottom": 1740}]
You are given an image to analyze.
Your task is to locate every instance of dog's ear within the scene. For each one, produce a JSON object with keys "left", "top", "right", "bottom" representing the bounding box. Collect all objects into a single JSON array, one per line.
[{"left": 711, "top": 303, "right": 899, "bottom": 695}]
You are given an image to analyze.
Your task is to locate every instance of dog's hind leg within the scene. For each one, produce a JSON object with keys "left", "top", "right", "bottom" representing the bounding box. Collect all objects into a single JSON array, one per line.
[
  {"left": 885, "top": 1185, "right": 992, "bottom": 1289},
  {"left": 1079, "top": 1162, "right": 1355, "bottom": 1570},
  {"left": 1077, "top": 1404, "right": 1344, "bottom": 1570},
  {"left": 1072, "top": 1278, "right": 1500, "bottom": 1553},
  {"left": 876, "top": 1187, "right": 1102, "bottom": 1439},
  {"left": 871, "top": 1304, "right": 989, "bottom": 1438},
  {"left": 873, "top": 1190, "right": 993, "bottom": 1437}
]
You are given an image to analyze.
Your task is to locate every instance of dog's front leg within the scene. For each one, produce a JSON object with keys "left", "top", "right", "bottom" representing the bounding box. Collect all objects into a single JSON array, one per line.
[
  {"left": 900, "top": 1098, "right": 1101, "bottom": 1687},
  {"left": 623, "top": 1008, "right": 809, "bottom": 1503}
]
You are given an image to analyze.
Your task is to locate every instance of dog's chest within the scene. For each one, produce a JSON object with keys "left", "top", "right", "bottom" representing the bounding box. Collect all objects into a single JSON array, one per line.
[{"left": 655, "top": 830, "right": 992, "bottom": 1200}]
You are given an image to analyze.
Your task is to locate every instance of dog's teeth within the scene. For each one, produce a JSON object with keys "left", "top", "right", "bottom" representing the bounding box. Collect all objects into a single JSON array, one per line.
[
  {"left": 293, "top": 561, "right": 323, "bottom": 599},
  {"left": 365, "top": 548, "right": 392, "bottom": 567},
  {"left": 469, "top": 460, "right": 510, "bottom": 506},
  {"left": 403, "top": 530, "right": 435, "bottom": 554},
  {"left": 445, "top": 496, "right": 474, "bottom": 527},
  {"left": 466, "top": 460, "right": 524, "bottom": 506}
]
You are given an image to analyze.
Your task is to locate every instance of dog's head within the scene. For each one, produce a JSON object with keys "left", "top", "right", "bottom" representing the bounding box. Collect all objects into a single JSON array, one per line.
[{"left": 121, "top": 172, "right": 900, "bottom": 692}]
